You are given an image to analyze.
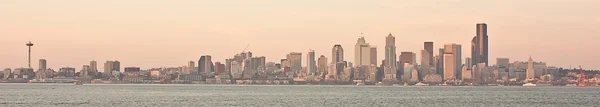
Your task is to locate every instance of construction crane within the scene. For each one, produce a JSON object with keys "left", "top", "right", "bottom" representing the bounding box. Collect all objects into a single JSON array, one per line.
[
  {"left": 241, "top": 44, "right": 249, "bottom": 53},
  {"left": 578, "top": 65, "right": 588, "bottom": 87}
]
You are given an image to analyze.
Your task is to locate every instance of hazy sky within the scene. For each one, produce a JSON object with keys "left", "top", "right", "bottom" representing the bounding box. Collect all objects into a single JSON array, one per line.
[{"left": 1, "top": 0, "right": 599, "bottom": 71}]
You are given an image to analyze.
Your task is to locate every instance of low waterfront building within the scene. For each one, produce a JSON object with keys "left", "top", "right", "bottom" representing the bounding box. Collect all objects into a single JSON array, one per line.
[{"left": 178, "top": 74, "right": 204, "bottom": 82}]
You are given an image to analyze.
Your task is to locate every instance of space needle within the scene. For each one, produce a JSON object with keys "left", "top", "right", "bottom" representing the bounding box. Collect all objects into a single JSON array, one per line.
[{"left": 26, "top": 41, "right": 34, "bottom": 68}]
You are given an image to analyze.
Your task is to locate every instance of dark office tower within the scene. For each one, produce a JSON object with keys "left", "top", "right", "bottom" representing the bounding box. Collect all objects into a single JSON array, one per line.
[
  {"left": 437, "top": 48, "right": 445, "bottom": 77},
  {"left": 424, "top": 42, "right": 434, "bottom": 65},
  {"left": 198, "top": 55, "right": 213, "bottom": 74},
  {"left": 472, "top": 23, "right": 489, "bottom": 67},
  {"left": 112, "top": 60, "right": 120, "bottom": 72}
]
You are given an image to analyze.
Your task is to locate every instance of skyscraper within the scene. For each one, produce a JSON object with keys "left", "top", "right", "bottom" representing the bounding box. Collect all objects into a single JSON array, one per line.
[
  {"left": 307, "top": 50, "right": 316, "bottom": 75},
  {"left": 399, "top": 52, "right": 416, "bottom": 65},
  {"left": 424, "top": 42, "right": 434, "bottom": 65},
  {"left": 104, "top": 61, "right": 114, "bottom": 77},
  {"left": 399, "top": 52, "right": 416, "bottom": 79},
  {"left": 384, "top": 33, "right": 397, "bottom": 82},
  {"left": 198, "top": 55, "right": 213, "bottom": 74},
  {"left": 443, "top": 53, "right": 456, "bottom": 81},
  {"left": 112, "top": 60, "right": 120, "bottom": 72},
  {"left": 444, "top": 44, "right": 462, "bottom": 80},
  {"left": 354, "top": 37, "right": 372, "bottom": 67},
  {"left": 188, "top": 61, "right": 195, "bottom": 74},
  {"left": 317, "top": 55, "right": 328, "bottom": 76},
  {"left": 287, "top": 52, "right": 302, "bottom": 73},
  {"left": 421, "top": 50, "right": 431, "bottom": 77},
  {"left": 526, "top": 56, "right": 534, "bottom": 79},
  {"left": 455, "top": 44, "right": 462, "bottom": 79},
  {"left": 257, "top": 56, "right": 266, "bottom": 69},
  {"left": 472, "top": 23, "right": 489, "bottom": 67},
  {"left": 90, "top": 60, "right": 98, "bottom": 74},
  {"left": 214, "top": 62, "right": 226, "bottom": 74},
  {"left": 465, "top": 57, "right": 472, "bottom": 69},
  {"left": 332, "top": 45, "right": 344, "bottom": 63},
  {"left": 370, "top": 47, "right": 377, "bottom": 66},
  {"left": 81, "top": 65, "right": 90, "bottom": 77},
  {"left": 39, "top": 59, "right": 46, "bottom": 71},
  {"left": 437, "top": 48, "right": 445, "bottom": 76},
  {"left": 422, "top": 42, "right": 434, "bottom": 81}
]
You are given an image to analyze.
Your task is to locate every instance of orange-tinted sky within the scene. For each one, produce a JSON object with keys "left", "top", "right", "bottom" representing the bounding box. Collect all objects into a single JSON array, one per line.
[{"left": 1, "top": 0, "right": 599, "bottom": 70}]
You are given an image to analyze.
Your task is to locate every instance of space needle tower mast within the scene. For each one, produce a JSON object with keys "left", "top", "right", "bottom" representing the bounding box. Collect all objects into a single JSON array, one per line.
[{"left": 26, "top": 41, "right": 34, "bottom": 68}]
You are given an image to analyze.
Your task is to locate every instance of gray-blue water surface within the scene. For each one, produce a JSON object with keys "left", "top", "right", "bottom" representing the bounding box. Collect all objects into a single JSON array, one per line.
[{"left": 0, "top": 84, "right": 598, "bottom": 107}]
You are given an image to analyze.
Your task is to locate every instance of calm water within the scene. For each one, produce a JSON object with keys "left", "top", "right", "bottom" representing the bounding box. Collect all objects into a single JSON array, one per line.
[{"left": 0, "top": 84, "right": 599, "bottom": 107}]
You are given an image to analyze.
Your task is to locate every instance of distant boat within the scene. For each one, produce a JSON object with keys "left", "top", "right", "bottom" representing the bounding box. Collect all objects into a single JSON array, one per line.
[
  {"left": 392, "top": 84, "right": 401, "bottom": 86},
  {"left": 523, "top": 83, "right": 536, "bottom": 87},
  {"left": 566, "top": 84, "right": 577, "bottom": 87},
  {"left": 415, "top": 82, "right": 429, "bottom": 86}
]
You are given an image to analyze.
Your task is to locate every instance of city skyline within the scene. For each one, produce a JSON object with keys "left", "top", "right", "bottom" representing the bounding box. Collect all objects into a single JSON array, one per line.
[{"left": 1, "top": 0, "right": 599, "bottom": 70}]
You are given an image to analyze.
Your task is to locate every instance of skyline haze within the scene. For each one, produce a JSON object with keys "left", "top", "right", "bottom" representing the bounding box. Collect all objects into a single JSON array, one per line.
[{"left": 1, "top": 0, "right": 599, "bottom": 70}]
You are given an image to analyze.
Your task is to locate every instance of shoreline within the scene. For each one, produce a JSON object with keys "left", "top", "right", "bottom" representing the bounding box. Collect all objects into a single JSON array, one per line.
[{"left": 1, "top": 83, "right": 598, "bottom": 87}]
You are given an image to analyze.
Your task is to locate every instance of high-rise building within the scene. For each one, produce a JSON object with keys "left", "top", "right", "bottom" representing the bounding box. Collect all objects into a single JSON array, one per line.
[
  {"left": 399, "top": 52, "right": 416, "bottom": 79},
  {"left": 421, "top": 50, "right": 431, "bottom": 78},
  {"left": 332, "top": 45, "right": 344, "bottom": 63},
  {"left": 104, "top": 61, "right": 114, "bottom": 77},
  {"left": 403, "top": 63, "right": 414, "bottom": 81},
  {"left": 112, "top": 60, "right": 120, "bottom": 72},
  {"left": 257, "top": 56, "right": 266, "bottom": 69},
  {"left": 188, "top": 61, "right": 195, "bottom": 74},
  {"left": 424, "top": 42, "right": 434, "bottom": 65},
  {"left": 225, "top": 59, "right": 232, "bottom": 73},
  {"left": 472, "top": 23, "right": 489, "bottom": 67},
  {"left": 354, "top": 37, "right": 372, "bottom": 67},
  {"left": 287, "top": 52, "right": 302, "bottom": 73},
  {"left": 444, "top": 44, "right": 462, "bottom": 79},
  {"left": 465, "top": 57, "right": 472, "bottom": 69},
  {"left": 214, "top": 62, "right": 226, "bottom": 75},
  {"left": 443, "top": 53, "right": 456, "bottom": 81},
  {"left": 317, "top": 55, "right": 328, "bottom": 76},
  {"left": 399, "top": 52, "right": 416, "bottom": 64},
  {"left": 526, "top": 56, "right": 534, "bottom": 79},
  {"left": 331, "top": 45, "right": 344, "bottom": 78},
  {"left": 81, "top": 65, "right": 90, "bottom": 77},
  {"left": 370, "top": 47, "right": 377, "bottom": 66},
  {"left": 90, "top": 60, "right": 98, "bottom": 74},
  {"left": 383, "top": 33, "right": 397, "bottom": 82},
  {"left": 38, "top": 59, "right": 46, "bottom": 71},
  {"left": 307, "top": 50, "right": 316, "bottom": 75},
  {"left": 230, "top": 61, "right": 243, "bottom": 79},
  {"left": 456, "top": 45, "right": 462, "bottom": 79},
  {"left": 198, "top": 55, "right": 213, "bottom": 74},
  {"left": 437, "top": 48, "right": 445, "bottom": 76}
]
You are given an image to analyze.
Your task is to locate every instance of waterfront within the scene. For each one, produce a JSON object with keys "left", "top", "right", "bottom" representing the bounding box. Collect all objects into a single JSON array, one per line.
[{"left": 0, "top": 84, "right": 598, "bottom": 107}]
